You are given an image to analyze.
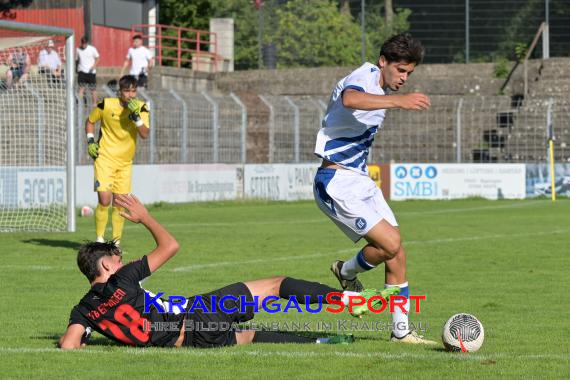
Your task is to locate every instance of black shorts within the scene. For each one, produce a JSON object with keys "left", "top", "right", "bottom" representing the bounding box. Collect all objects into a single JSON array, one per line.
[
  {"left": 78, "top": 72, "right": 96, "bottom": 88},
  {"left": 183, "top": 282, "right": 255, "bottom": 348},
  {"left": 136, "top": 73, "right": 148, "bottom": 88},
  {"left": 10, "top": 67, "right": 24, "bottom": 79}
]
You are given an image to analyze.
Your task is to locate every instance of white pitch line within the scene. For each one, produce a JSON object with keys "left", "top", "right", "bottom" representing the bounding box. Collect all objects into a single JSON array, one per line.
[
  {"left": 0, "top": 347, "right": 568, "bottom": 361},
  {"left": 123, "top": 200, "right": 550, "bottom": 230},
  {"left": 403, "top": 228, "right": 570, "bottom": 246},
  {"left": 396, "top": 200, "right": 548, "bottom": 216},
  {"left": 172, "top": 252, "right": 332, "bottom": 272},
  {"left": 170, "top": 228, "right": 570, "bottom": 272},
  {"left": 1, "top": 228, "right": 567, "bottom": 273}
]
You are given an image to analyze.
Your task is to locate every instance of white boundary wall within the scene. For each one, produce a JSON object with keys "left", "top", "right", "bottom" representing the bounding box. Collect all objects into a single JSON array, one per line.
[
  {"left": 390, "top": 163, "right": 526, "bottom": 200},
  {"left": 243, "top": 164, "right": 317, "bottom": 201},
  {"left": 76, "top": 164, "right": 242, "bottom": 206},
  {"left": 72, "top": 163, "right": 529, "bottom": 207}
]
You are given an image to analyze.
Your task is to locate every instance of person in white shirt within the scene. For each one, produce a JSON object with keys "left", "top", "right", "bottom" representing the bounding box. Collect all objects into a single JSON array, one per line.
[
  {"left": 76, "top": 36, "right": 100, "bottom": 106},
  {"left": 313, "top": 34, "right": 435, "bottom": 345},
  {"left": 120, "top": 34, "right": 154, "bottom": 88},
  {"left": 38, "top": 40, "right": 63, "bottom": 85}
]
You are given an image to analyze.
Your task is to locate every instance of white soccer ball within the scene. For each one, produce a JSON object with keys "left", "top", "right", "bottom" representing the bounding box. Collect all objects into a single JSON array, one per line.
[
  {"left": 442, "top": 313, "right": 484, "bottom": 352},
  {"left": 80, "top": 205, "right": 94, "bottom": 217}
]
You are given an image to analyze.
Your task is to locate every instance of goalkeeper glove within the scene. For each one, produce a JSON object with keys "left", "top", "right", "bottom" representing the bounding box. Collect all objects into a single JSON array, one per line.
[
  {"left": 127, "top": 98, "right": 144, "bottom": 127},
  {"left": 87, "top": 136, "right": 99, "bottom": 160}
]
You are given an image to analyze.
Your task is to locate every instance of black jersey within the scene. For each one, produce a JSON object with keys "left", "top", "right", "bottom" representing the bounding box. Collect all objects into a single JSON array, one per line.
[{"left": 68, "top": 256, "right": 183, "bottom": 347}]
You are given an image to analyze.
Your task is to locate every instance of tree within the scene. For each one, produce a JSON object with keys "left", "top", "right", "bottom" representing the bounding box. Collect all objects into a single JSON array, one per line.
[
  {"left": 210, "top": 0, "right": 266, "bottom": 70},
  {"left": 158, "top": 0, "right": 212, "bottom": 30},
  {"left": 385, "top": 0, "right": 393, "bottom": 24},
  {"left": 272, "top": 0, "right": 362, "bottom": 68},
  {"left": 160, "top": 0, "right": 263, "bottom": 70},
  {"left": 361, "top": 2, "right": 410, "bottom": 62},
  {"left": 497, "top": 0, "right": 543, "bottom": 60},
  {"left": 339, "top": 0, "right": 350, "bottom": 15},
  {"left": 159, "top": 0, "right": 409, "bottom": 70}
]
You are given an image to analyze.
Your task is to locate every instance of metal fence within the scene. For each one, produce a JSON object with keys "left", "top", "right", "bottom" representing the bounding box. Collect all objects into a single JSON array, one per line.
[{"left": 72, "top": 90, "right": 570, "bottom": 166}]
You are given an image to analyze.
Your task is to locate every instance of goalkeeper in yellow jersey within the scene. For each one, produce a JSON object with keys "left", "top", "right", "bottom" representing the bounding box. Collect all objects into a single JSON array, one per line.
[{"left": 85, "top": 75, "right": 150, "bottom": 244}]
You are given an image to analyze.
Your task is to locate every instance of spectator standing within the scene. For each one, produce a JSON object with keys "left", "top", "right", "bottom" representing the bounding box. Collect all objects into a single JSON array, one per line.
[
  {"left": 76, "top": 36, "right": 100, "bottom": 106},
  {"left": 120, "top": 34, "right": 154, "bottom": 89}
]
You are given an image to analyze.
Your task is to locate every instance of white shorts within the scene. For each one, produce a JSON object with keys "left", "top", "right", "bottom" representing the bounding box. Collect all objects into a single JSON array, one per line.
[{"left": 313, "top": 167, "right": 398, "bottom": 242}]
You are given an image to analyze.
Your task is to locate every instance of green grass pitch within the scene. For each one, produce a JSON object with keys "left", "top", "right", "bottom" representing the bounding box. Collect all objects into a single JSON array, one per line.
[{"left": 0, "top": 198, "right": 569, "bottom": 379}]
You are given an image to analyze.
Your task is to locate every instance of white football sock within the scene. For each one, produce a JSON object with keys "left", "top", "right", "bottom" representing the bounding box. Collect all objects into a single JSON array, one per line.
[
  {"left": 386, "top": 282, "right": 409, "bottom": 338},
  {"left": 341, "top": 249, "right": 376, "bottom": 279},
  {"left": 341, "top": 291, "right": 361, "bottom": 305}
]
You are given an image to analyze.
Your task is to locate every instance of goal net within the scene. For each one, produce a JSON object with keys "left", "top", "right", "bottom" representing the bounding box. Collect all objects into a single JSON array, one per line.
[{"left": 0, "top": 21, "right": 75, "bottom": 232}]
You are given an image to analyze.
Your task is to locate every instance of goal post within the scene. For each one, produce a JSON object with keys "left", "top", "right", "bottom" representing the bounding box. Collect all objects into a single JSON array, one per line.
[{"left": 0, "top": 20, "right": 75, "bottom": 232}]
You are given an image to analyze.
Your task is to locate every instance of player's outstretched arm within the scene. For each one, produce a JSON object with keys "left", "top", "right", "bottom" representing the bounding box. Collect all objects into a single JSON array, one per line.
[
  {"left": 58, "top": 324, "right": 85, "bottom": 350},
  {"left": 342, "top": 89, "right": 431, "bottom": 111},
  {"left": 114, "top": 194, "right": 179, "bottom": 273}
]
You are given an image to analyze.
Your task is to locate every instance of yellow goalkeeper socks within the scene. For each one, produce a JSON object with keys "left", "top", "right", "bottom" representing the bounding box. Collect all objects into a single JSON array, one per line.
[
  {"left": 95, "top": 204, "right": 109, "bottom": 240},
  {"left": 112, "top": 206, "right": 125, "bottom": 243}
]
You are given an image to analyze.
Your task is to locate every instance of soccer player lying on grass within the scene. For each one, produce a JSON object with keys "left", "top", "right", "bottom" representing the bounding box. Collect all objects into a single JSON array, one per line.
[{"left": 59, "top": 194, "right": 398, "bottom": 350}]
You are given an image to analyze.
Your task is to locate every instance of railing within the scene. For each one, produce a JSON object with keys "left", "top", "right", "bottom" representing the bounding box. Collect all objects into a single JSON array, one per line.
[
  {"left": 68, "top": 90, "right": 570, "bottom": 166},
  {"left": 523, "top": 22, "right": 548, "bottom": 96},
  {"left": 501, "top": 22, "right": 550, "bottom": 96},
  {"left": 130, "top": 24, "right": 224, "bottom": 72}
]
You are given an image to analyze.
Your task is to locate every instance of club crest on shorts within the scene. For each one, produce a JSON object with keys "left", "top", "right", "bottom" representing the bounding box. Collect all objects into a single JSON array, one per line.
[{"left": 355, "top": 217, "right": 367, "bottom": 230}]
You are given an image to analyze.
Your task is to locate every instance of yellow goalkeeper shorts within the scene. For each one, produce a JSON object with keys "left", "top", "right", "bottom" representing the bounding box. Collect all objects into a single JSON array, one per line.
[{"left": 94, "top": 157, "right": 132, "bottom": 194}]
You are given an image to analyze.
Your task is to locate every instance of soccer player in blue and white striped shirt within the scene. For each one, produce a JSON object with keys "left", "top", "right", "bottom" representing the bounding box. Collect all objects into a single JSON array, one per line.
[{"left": 313, "top": 34, "right": 435, "bottom": 345}]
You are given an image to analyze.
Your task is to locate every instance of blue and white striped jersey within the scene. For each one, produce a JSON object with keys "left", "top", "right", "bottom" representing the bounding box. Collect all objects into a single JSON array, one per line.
[{"left": 314, "top": 62, "right": 386, "bottom": 175}]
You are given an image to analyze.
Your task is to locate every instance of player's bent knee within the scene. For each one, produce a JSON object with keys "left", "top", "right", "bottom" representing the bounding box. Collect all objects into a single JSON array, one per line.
[
  {"left": 97, "top": 192, "right": 112, "bottom": 207},
  {"left": 383, "top": 242, "right": 401, "bottom": 260},
  {"left": 369, "top": 239, "right": 401, "bottom": 260}
]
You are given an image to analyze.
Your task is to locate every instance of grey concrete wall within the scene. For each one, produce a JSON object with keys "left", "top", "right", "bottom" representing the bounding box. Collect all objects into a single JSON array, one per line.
[
  {"left": 213, "top": 59, "right": 566, "bottom": 97},
  {"left": 95, "top": 57, "right": 567, "bottom": 98},
  {"left": 214, "top": 67, "right": 352, "bottom": 96},
  {"left": 213, "top": 62, "right": 505, "bottom": 96},
  {"left": 210, "top": 18, "right": 234, "bottom": 72},
  {"left": 96, "top": 66, "right": 216, "bottom": 93},
  {"left": 150, "top": 66, "right": 216, "bottom": 93}
]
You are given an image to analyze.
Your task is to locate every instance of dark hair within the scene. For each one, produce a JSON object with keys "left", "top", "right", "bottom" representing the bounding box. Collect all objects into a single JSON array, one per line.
[
  {"left": 77, "top": 241, "right": 121, "bottom": 282},
  {"left": 81, "top": 36, "right": 89, "bottom": 44},
  {"left": 380, "top": 34, "right": 424, "bottom": 65},
  {"left": 133, "top": 34, "right": 143, "bottom": 41},
  {"left": 119, "top": 75, "right": 138, "bottom": 90},
  {"left": 107, "top": 79, "right": 118, "bottom": 91}
]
